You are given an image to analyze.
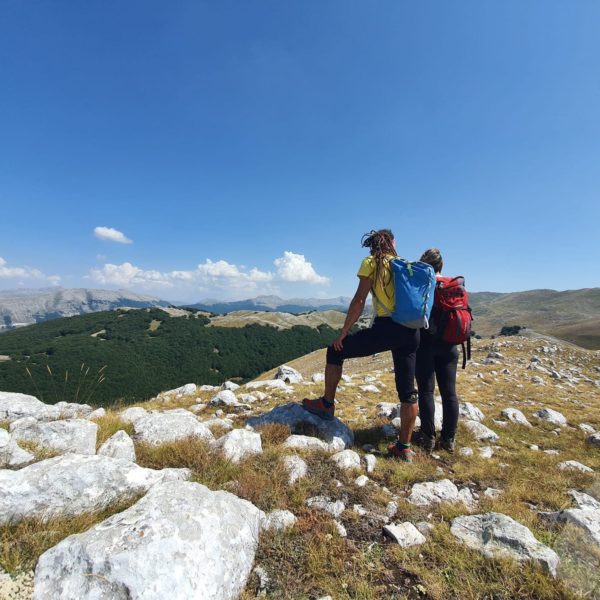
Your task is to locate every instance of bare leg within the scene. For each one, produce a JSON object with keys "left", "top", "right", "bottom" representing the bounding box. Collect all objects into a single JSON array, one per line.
[
  {"left": 324, "top": 363, "right": 343, "bottom": 402},
  {"left": 398, "top": 402, "right": 418, "bottom": 445}
]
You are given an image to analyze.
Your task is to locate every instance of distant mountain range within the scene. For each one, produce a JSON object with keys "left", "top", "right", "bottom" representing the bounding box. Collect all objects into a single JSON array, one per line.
[
  {"left": 184, "top": 294, "right": 353, "bottom": 314},
  {"left": 0, "top": 288, "right": 171, "bottom": 332},
  {"left": 1, "top": 287, "right": 599, "bottom": 349}
]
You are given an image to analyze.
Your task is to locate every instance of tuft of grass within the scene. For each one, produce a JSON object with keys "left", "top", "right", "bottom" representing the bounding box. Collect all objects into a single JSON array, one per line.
[
  {"left": 94, "top": 413, "right": 135, "bottom": 449},
  {"left": 0, "top": 497, "right": 141, "bottom": 574},
  {"left": 254, "top": 422, "right": 291, "bottom": 447},
  {"left": 0, "top": 420, "right": 10, "bottom": 430},
  {"left": 15, "top": 440, "right": 61, "bottom": 462}
]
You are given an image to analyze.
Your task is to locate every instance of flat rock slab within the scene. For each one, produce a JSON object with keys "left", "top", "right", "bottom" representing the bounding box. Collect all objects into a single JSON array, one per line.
[
  {"left": 383, "top": 522, "right": 427, "bottom": 547},
  {"left": 451, "top": 512, "right": 559, "bottom": 576},
  {"left": 11, "top": 418, "right": 98, "bottom": 455},
  {"left": 558, "top": 460, "right": 594, "bottom": 473},
  {"left": 133, "top": 411, "right": 214, "bottom": 445},
  {"left": 247, "top": 403, "right": 353, "bottom": 449},
  {"left": 0, "top": 453, "right": 191, "bottom": 525},
  {"left": 33, "top": 480, "right": 262, "bottom": 600},
  {"left": 501, "top": 408, "right": 532, "bottom": 427},
  {"left": 555, "top": 508, "right": 600, "bottom": 548},
  {"left": 534, "top": 408, "right": 567, "bottom": 427},
  {"left": 0, "top": 391, "right": 59, "bottom": 422},
  {"left": 407, "top": 479, "right": 475, "bottom": 508}
]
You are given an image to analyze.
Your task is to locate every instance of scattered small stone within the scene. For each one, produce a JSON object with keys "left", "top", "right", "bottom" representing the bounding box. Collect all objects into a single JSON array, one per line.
[
  {"left": 479, "top": 446, "right": 494, "bottom": 459},
  {"left": 364, "top": 453, "right": 377, "bottom": 473},
  {"left": 262, "top": 509, "right": 297, "bottom": 531},
  {"left": 283, "top": 455, "right": 308, "bottom": 484},
  {"left": 534, "top": 408, "right": 567, "bottom": 426},
  {"left": 359, "top": 384, "right": 380, "bottom": 393},
  {"left": 333, "top": 520, "right": 347, "bottom": 537},
  {"left": 211, "top": 429, "right": 262, "bottom": 463},
  {"left": 459, "top": 402, "right": 485, "bottom": 422},
  {"left": 483, "top": 488, "right": 503, "bottom": 500},
  {"left": 331, "top": 449, "right": 361, "bottom": 471},
  {"left": 587, "top": 433, "right": 600, "bottom": 447},
  {"left": 558, "top": 460, "right": 593, "bottom": 473},
  {"left": 501, "top": 408, "right": 532, "bottom": 427},
  {"left": 275, "top": 365, "right": 303, "bottom": 384},
  {"left": 416, "top": 521, "right": 434, "bottom": 536},
  {"left": 383, "top": 522, "right": 427, "bottom": 547},
  {"left": 459, "top": 447, "right": 474, "bottom": 457},
  {"left": 463, "top": 420, "right": 499, "bottom": 442},
  {"left": 579, "top": 423, "right": 595, "bottom": 434},
  {"left": 306, "top": 496, "right": 345, "bottom": 518},
  {"left": 97, "top": 430, "right": 136, "bottom": 462}
]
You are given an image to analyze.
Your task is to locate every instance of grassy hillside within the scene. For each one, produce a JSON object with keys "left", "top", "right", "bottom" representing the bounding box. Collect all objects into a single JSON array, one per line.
[
  {"left": 0, "top": 308, "right": 340, "bottom": 406},
  {"left": 470, "top": 288, "right": 600, "bottom": 349}
]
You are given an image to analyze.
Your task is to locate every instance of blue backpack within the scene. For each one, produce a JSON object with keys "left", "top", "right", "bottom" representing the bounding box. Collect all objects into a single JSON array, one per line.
[{"left": 373, "top": 258, "right": 436, "bottom": 329}]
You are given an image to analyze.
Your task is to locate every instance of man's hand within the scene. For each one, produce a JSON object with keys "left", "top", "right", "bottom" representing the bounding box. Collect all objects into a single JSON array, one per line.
[{"left": 333, "top": 330, "right": 349, "bottom": 351}]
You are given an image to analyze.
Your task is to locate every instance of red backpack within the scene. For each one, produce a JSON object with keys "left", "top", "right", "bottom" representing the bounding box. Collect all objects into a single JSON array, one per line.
[{"left": 431, "top": 276, "right": 473, "bottom": 368}]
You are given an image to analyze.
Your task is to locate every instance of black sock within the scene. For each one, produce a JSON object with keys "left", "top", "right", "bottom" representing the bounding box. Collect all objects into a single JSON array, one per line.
[
  {"left": 396, "top": 441, "right": 411, "bottom": 450},
  {"left": 322, "top": 398, "right": 334, "bottom": 407}
]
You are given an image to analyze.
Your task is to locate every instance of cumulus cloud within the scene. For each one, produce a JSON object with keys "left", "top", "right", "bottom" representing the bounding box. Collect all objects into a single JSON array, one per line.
[
  {"left": 0, "top": 257, "right": 60, "bottom": 284},
  {"left": 94, "top": 226, "right": 133, "bottom": 244},
  {"left": 274, "top": 251, "right": 329, "bottom": 284},
  {"left": 89, "top": 262, "right": 174, "bottom": 288},
  {"left": 196, "top": 259, "right": 273, "bottom": 286}
]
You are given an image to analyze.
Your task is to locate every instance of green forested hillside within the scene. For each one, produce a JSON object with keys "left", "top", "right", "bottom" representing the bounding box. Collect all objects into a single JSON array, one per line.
[{"left": 0, "top": 308, "right": 340, "bottom": 406}]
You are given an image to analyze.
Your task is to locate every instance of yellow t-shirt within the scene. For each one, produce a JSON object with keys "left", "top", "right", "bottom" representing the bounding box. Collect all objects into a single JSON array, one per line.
[{"left": 357, "top": 254, "right": 397, "bottom": 317}]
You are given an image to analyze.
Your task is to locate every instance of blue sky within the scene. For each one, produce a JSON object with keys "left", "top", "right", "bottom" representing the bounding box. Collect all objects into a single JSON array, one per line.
[{"left": 1, "top": 1, "right": 599, "bottom": 302}]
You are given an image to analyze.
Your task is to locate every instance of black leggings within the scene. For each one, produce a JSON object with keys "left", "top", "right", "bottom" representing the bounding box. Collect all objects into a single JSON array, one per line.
[
  {"left": 326, "top": 317, "right": 419, "bottom": 403},
  {"left": 415, "top": 335, "right": 459, "bottom": 439}
]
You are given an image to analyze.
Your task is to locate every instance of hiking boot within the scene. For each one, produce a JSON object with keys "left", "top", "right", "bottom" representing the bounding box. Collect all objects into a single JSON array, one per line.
[
  {"left": 387, "top": 441, "right": 415, "bottom": 463},
  {"left": 302, "top": 397, "right": 335, "bottom": 421},
  {"left": 439, "top": 437, "right": 455, "bottom": 453},
  {"left": 411, "top": 430, "right": 436, "bottom": 453}
]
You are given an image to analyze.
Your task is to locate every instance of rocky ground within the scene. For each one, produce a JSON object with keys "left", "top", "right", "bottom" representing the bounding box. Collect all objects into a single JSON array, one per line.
[{"left": 1, "top": 335, "right": 599, "bottom": 599}]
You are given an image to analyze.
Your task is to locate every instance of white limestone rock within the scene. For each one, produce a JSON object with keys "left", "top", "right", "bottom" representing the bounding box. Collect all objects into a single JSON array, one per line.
[
  {"left": 384, "top": 522, "right": 427, "bottom": 548},
  {"left": 133, "top": 410, "right": 213, "bottom": 445},
  {"left": 376, "top": 402, "right": 398, "bottom": 418},
  {"left": 119, "top": 406, "right": 148, "bottom": 424},
  {"left": 0, "top": 428, "right": 35, "bottom": 468},
  {"left": 0, "top": 454, "right": 190, "bottom": 525},
  {"left": 0, "top": 391, "right": 59, "bottom": 423},
  {"left": 359, "top": 384, "right": 380, "bottom": 393},
  {"left": 54, "top": 402, "right": 94, "bottom": 419},
  {"left": 463, "top": 420, "right": 499, "bottom": 442},
  {"left": 209, "top": 390, "right": 239, "bottom": 407},
  {"left": 203, "top": 417, "right": 234, "bottom": 432},
  {"left": 283, "top": 434, "right": 329, "bottom": 452},
  {"left": 87, "top": 408, "right": 106, "bottom": 420},
  {"left": 459, "top": 402, "right": 485, "bottom": 422},
  {"left": 484, "top": 487, "right": 503, "bottom": 500},
  {"left": 501, "top": 408, "right": 532, "bottom": 427},
  {"left": 238, "top": 393, "right": 257, "bottom": 404},
  {"left": 246, "top": 379, "right": 293, "bottom": 393},
  {"left": 534, "top": 408, "right": 567, "bottom": 427},
  {"left": 211, "top": 429, "right": 262, "bottom": 463},
  {"left": 558, "top": 460, "right": 594, "bottom": 473},
  {"left": 275, "top": 365, "right": 303, "bottom": 384},
  {"left": 479, "top": 446, "right": 494, "bottom": 459},
  {"left": 311, "top": 372, "right": 325, "bottom": 383},
  {"left": 283, "top": 455, "right": 308, "bottom": 484},
  {"left": 364, "top": 453, "right": 377, "bottom": 474},
  {"left": 262, "top": 509, "right": 297, "bottom": 531},
  {"left": 11, "top": 418, "right": 97, "bottom": 455},
  {"left": 408, "top": 479, "right": 472, "bottom": 507},
  {"left": 331, "top": 449, "right": 361, "bottom": 471},
  {"left": 459, "top": 447, "right": 474, "bottom": 457},
  {"left": 221, "top": 380, "right": 240, "bottom": 391},
  {"left": 569, "top": 490, "right": 600, "bottom": 510},
  {"left": 306, "top": 496, "right": 345, "bottom": 518},
  {"left": 33, "top": 480, "right": 261, "bottom": 600},
  {"left": 97, "top": 430, "right": 136, "bottom": 462},
  {"left": 199, "top": 384, "right": 218, "bottom": 392},
  {"left": 247, "top": 403, "right": 353, "bottom": 449},
  {"left": 579, "top": 423, "right": 596, "bottom": 434},
  {"left": 354, "top": 475, "right": 369, "bottom": 487},
  {"left": 451, "top": 513, "right": 559, "bottom": 576},
  {"left": 165, "top": 382, "right": 197, "bottom": 397}
]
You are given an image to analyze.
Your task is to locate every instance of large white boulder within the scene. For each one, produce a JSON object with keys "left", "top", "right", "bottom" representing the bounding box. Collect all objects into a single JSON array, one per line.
[
  {"left": 274, "top": 365, "right": 303, "bottom": 384},
  {"left": 164, "top": 383, "right": 197, "bottom": 397},
  {"left": 119, "top": 406, "right": 148, "bottom": 424},
  {"left": 0, "top": 391, "right": 59, "bottom": 422},
  {"left": 33, "top": 480, "right": 261, "bottom": 600},
  {"left": 247, "top": 403, "right": 353, "bottom": 449},
  {"left": 463, "top": 420, "right": 499, "bottom": 442},
  {"left": 97, "top": 430, "right": 136, "bottom": 462},
  {"left": 11, "top": 418, "right": 98, "bottom": 455},
  {"left": 0, "top": 428, "right": 34, "bottom": 468},
  {"left": 211, "top": 429, "right": 262, "bottom": 463},
  {"left": 534, "top": 408, "right": 567, "bottom": 427},
  {"left": 54, "top": 401, "right": 94, "bottom": 419},
  {"left": 0, "top": 454, "right": 190, "bottom": 525},
  {"left": 221, "top": 381, "right": 240, "bottom": 391},
  {"left": 133, "top": 410, "right": 214, "bottom": 445},
  {"left": 501, "top": 408, "right": 532, "bottom": 427},
  {"left": 451, "top": 512, "right": 559, "bottom": 576}
]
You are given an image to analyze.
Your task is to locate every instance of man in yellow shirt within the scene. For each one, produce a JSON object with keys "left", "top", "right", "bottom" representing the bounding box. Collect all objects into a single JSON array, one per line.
[{"left": 302, "top": 229, "right": 420, "bottom": 462}]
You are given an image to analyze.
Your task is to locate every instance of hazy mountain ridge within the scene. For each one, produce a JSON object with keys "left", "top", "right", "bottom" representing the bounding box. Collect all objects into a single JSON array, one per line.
[{"left": 0, "top": 288, "right": 171, "bottom": 331}]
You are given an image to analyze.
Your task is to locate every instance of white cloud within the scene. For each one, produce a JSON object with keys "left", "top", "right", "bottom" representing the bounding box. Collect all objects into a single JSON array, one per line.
[
  {"left": 196, "top": 259, "right": 273, "bottom": 286},
  {"left": 94, "top": 226, "right": 133, "bottom": 244},
  {"left": 274, "top": 251, "right": 329, "bottom": 284},
  {"left": 0, "top": 257, "right": 60, "bottom": 284},
  {"left": 89, "top": 262, "right": 173, "bottom": 288}
]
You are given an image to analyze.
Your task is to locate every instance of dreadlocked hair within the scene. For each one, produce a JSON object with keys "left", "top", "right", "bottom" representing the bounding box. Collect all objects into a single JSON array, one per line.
[{"left": 361, "top": 229, "right": 396, "bottom": 298}]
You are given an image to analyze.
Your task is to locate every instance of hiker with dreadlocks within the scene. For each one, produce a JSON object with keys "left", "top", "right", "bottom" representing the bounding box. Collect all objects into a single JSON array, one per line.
[{"left": 302, "top": 229, "right": 421, "bottom": 462}]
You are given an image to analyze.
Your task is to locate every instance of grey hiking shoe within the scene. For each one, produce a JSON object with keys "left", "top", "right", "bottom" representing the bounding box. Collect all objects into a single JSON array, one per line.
[
  {"left": 439, "top": 437, "right": 455, "bottom": 453},
  {"left": 412, "top": 430, "right": 436, "bottom": 453}
]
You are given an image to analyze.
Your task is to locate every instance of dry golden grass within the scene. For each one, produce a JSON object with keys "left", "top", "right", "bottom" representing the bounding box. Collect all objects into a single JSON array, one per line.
[
  {"left": 94, "top": 413, "right": 135, "bottom": 449},
  {"left": 0, "top": 497, "right": 141, "bottom": 574},
  {"left": 16, "top": 440, "right": 61, "bottom": 462}
]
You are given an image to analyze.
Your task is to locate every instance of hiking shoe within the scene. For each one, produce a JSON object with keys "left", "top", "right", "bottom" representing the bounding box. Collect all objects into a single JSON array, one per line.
[
  {"left": 387, "top": 442, "right": 415, "bottom": 463},
  {"left": 439, "top": 437, "right": 455, "bottom": 453},
  {"left": 302, "top": 397, "right": 335, "bottom": 421},
  {"left": 411, "top": 430, "right": 436, "bottom": 453}
]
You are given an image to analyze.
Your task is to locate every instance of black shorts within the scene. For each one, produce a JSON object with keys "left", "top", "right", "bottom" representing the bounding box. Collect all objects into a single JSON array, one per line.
[{"left": 326, "top": 317, "right": 419, "bottom": 403}]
